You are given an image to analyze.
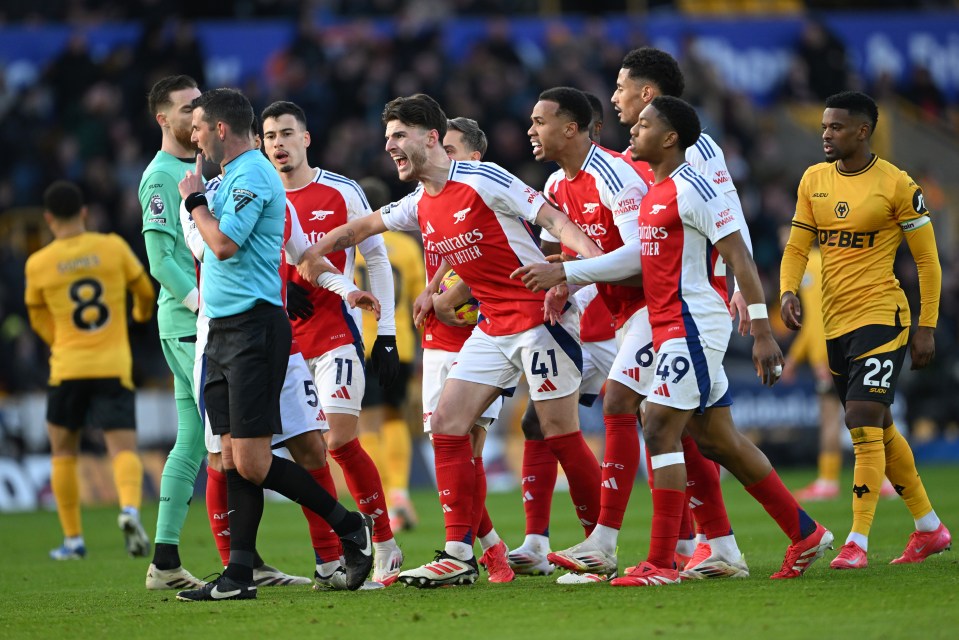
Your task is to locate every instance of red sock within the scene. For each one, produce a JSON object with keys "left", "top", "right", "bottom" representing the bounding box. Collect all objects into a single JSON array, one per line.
[
  {"left": 545, "top": 431, "right": 601, "bottom": 537},
  {"left": 598, "top": 414, "right": 640, "bottom": 530},
  {"left": 745, "top": 469, "right": 817, "bottom": 543},
  {"left": 521, "top": 439, "right": 558, "bottom": 536},
  {"left": 648, "top": 488, "right": 687, "bottom": 569},
  {"left": 682, "top": 435, "right": 732, "bottom": 539},
  {"left": 644, "top": 446, "right": 655, "bottom": 489},
  {"left": 330, "top": 438, "right": 393, "bottom": 543},
  {"left": 432, "top": 434, "right": 476, "bottom": 544},
  {"left": 205, "top": 465, "right": 230, "bottom": 566},
  {"left": 305, "top": 466, "right": 342, "bottom": 563},
  {"left": 472, "top": 457, "right": 494, "bottom": 540}
]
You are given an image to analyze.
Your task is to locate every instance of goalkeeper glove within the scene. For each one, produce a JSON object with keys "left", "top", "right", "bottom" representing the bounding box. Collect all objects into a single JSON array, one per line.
[{"left": 286, "top": 281, "right": 314, "bottom": 321}]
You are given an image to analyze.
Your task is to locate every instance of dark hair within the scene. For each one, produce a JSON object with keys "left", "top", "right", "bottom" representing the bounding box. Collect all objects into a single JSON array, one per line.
[
  {"left": 43, "top": 180, "right": 84, "bottom": 219},
  {"left": 191, "top": 88, "right": 254, "bottom": 136},
  {"left": 382, "top": 93, "right": 448, "bottom": 140},
  {"left": 825, "top": 91, "right": 879, "bottom": 132},
  {"left": 251, "top": 114, "right": 260, "bottom": 138},
  {"left": 582, "top": 91, "right": 604, "bottom": 125},
  {"left": 538, "top": 87, "right": 592, "bottom": 132},
  {"left": 447, "top": 117, "right": 488, "bottom": 158},
  {"left": 622, "top": 48, "right": 685, "bottom": 98},
  {"left": 147, "top": 75, "right": 198, "bottom": 116},
  {"left": 261, "top": 100, "right": 308, "bottom": 129},
  {"left": 650, "top": 96, "right": 701, "bottom": 150}
]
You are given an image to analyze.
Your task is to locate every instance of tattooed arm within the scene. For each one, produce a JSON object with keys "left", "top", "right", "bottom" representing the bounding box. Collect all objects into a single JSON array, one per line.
[{"left": 297, "top": 210, "right": 388, "bottom": 283}]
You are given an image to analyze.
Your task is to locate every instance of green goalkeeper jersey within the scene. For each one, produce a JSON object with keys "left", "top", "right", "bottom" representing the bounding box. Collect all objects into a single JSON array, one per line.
[{"left": 138, "top": 150, "right": 200, "bottom": 339}]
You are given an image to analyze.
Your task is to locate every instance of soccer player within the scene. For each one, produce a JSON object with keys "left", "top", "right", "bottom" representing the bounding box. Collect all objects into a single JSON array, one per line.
[
  {"left": 781, "top": 244, "right": 845, "bottom": 502},
  {"left": 26, "top": 180, "right": 155, "bottom": 560},
  {"left": 582, "top": 91, "right": 606, "bottom": 142},
  {"left": 174, "top": 89, "right": 373, "bottom": 601},
  {"left": 260, "top": 100, "right": 403, "bottom": 586},
  {"left": 297, "top": 93, "right": 603, "bottom": 588},
  {"left": 520, "top": 86, "right": 651, "bottom": 584},
  {"left": 781, "top": 91, "right": 951, "bottom": 568},
  {"left": 138, "top": 75, "right": 209, "bottom": 588},
  {"left": 610, "top": 46, "right": 753, "bottom": 569},
  {"left": 412, "top": 116, "right": 514, "bottom": 583}
]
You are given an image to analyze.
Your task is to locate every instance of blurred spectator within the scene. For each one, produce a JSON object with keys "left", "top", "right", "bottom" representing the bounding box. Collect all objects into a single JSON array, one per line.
[
  {"left": 795, "top": 19, "right": 849, "bottom": 101},
  {"left": 902, "top": 65, "right": 947, "bottom": 122}
]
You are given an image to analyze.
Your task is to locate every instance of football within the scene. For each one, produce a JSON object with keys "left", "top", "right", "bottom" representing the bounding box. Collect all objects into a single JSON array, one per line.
[{"left": 439, "top": 269, "right": 480, "bottom": 325}]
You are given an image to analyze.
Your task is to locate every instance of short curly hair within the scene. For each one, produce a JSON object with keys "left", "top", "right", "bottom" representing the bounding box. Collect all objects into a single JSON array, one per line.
[
  {"left": 621, "top": 48, "right": 685, "bottom": 98},
  {"left": 650, "top": 96, "right": 701, "bottom": 150},
  {"left": 825, "top": 91, "right": 879, "bottom": 133}
]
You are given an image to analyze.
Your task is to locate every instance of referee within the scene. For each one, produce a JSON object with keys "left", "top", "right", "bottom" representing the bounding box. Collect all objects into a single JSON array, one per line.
[{"left": 173, "top": 89, "right": 372, "bottom": 601}]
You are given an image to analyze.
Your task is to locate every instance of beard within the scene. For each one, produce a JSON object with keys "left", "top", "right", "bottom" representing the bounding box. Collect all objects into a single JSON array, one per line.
[{"left": 173, "top": 124, "right": 196, "bottom": 151}]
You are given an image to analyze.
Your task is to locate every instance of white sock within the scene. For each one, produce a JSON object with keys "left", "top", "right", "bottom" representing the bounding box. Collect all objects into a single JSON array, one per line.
[
  {"left": 708, "top": 534, "right": 741, "bottom": 561},
  {"left": 695, "top": 533, "right": 707, "bottom": 545},
  {"left": 523, "top": 533, "right": 550, "bottom": 553},
  {"left": 846, "top": 532, "right": 868, "bottom": 551},
  {"left": 589, "top": 524, "right": 619, "bottom": 554},
  {"left": 915, "top": 510, "right": 941, "bottom": 532},
  {"left": 374, "top": 539, "right": 398, "bottom": 557},
  {"left": 65, "top": 535, "right": 84, "bottom": 549},
  {"left": 445, "top": 541, "right": 473, "bottom": 561},
  {"left": 479, "top": 529, "right": 501, "bottom": 552},
  {"left": 121, "top": 506, "right": 139, "bottom": 519},
  {"left": 316, "top": 559, "right": 341, "bottom": 577},
  {"left": 676, "top": 538, "right": 696, "bottom": 557}
]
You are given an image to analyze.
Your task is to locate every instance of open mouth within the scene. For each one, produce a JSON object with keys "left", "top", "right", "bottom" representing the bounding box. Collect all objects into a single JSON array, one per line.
[
  {"left": 823, "top": 144, "right": 833, "bottom": 154},
  {"left": 530, "top": 139, "right": 542, "bottom": 155},
  {"left": 393, "top": 156, "right": 409, "bottom": 170},
  {"left": 274, "top": 150, "right": 290, "bottom": 164}
]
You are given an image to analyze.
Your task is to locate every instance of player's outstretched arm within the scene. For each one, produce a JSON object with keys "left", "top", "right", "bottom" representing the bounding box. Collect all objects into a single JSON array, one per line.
[
  {"left": 904, "top": 221, "right": 941, "bottom": 369},
  {"left": 297, "top": 210, "right": 387, "bottom": 283},
  {"left": 716, "top": 230, "right": 784, "bottom": 387},
  {"left": 535, "top": 202, "right": 602, "bottom": 259}
]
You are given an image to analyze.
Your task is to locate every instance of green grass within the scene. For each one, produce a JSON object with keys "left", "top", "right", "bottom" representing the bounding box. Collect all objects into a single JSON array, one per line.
[{"left": 2, "top": 466, "right": 958, "bottom": 639}]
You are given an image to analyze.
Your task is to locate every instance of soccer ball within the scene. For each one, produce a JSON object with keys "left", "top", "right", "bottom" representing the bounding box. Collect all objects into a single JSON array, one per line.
[{"left": 439, "top": 270, "right": 479, "bottom": 325}]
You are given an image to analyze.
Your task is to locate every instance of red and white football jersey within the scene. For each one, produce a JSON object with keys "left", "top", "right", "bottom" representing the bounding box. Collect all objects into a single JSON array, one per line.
[
  {"left": 285, "top": 168, "right": 390, "bottom": 359},
  {"left": 381, "top": 160, "right": 549, "bottom": 337},
  {"left": 623, "top": 133, "right": 731, "bottom": 192},
  {"left": 639, "top": 162, "right": 740, "bottom": 350},
  {"left": 540, "top": 144, "right": 647, "bottom": 331}
]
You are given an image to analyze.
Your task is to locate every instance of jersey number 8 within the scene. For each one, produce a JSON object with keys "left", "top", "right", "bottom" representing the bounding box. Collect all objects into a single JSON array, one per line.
[{"left": 69, "top": 278, "right": 109, "bottom": 331}]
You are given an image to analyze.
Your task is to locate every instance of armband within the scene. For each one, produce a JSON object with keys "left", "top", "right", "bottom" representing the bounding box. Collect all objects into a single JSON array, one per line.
[
  {"left": 747, "top": 303, "right": 769, "bottom": 320},
  {"left": 185, "top": 192, "right": 208, "bottom": 214}
]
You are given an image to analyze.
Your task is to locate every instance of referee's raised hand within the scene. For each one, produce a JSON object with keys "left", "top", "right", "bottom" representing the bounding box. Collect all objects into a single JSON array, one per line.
[{"left": 178, "top": 155, "right": 205, "bottom": 200}]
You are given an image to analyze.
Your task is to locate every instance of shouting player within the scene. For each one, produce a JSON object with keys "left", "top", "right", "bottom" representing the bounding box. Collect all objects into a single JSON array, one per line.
[{"left": 298, "top": 94, "right": 603, "bottom": 588}]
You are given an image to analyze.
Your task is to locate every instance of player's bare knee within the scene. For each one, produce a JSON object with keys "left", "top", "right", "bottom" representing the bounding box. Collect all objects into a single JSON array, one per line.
[
  {"left": 207, "top": 452, "right": 224, "bottom": 472},
  {"left": 602, "top": 381, "right": 641, "bottom": 416},
  {"left": 286, "top": 433, "right": 327, "bottom": 469},
  {"left": 520, "top": 402, "right": 544, "bottom": 440},
  {"left": 843, "top": 401, "right": 885, "bottom": 430}
]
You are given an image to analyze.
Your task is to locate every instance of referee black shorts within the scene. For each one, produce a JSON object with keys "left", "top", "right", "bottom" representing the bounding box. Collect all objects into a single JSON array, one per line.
[
  {"left": 47, "top": 378, "right": 135, "bottom": 431},
  {"left": 204, "top": 303, "right": 292, "bottom": 439}
]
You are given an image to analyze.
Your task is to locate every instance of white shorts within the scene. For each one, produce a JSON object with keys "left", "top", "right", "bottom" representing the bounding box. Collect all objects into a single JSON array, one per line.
[
  {"left": 645, "top": 336, "right": 731, "bottom": 412},
  {"left": 307, "top": 343, "right": 366, "bottom": 417},
  {"left": 607, "top": 306, "right": 656, "bottom": 398},
  {"left": 580, "top": 338, "right": 616, "bottom": 407},
  {"left": 199, "top": 347, "right": 328, "bottom": 454},
  {"left": 448, "top": 310, "right": 582, "bottom": 403},
  {"left": 422, "top": 347, "right": 503, "bottom": 433}
]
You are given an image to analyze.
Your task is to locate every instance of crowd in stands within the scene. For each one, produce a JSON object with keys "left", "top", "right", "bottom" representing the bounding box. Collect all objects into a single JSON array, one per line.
[{"left": 1, "top": 7, "right": 957, "bottom": 438}]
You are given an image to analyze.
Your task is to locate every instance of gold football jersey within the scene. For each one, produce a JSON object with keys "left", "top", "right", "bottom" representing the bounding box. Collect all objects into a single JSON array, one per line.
[
  {"left": 783, "top": 156, "right": 931, "bottom": 339},
  {"left": 25, "top": 232, "right": 154, "bottom": 387}
]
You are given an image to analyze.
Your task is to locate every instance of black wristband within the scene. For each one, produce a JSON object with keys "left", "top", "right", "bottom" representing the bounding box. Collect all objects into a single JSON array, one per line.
[{"left": 185, "top": 192, "right": 208, "bottom": 214}]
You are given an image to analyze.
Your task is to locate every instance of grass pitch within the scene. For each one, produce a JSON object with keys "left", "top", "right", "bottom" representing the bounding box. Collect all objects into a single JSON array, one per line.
[{"left": 2, "top": 466, "right": 957, "bottom": 639}]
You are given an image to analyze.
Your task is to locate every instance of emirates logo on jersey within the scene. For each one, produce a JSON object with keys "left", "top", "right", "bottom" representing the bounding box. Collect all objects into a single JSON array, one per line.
[{"left": 424, "top": 229, "right": 486, "bottom": 267}]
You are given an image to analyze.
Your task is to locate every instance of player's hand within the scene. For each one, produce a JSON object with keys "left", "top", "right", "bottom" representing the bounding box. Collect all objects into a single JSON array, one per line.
[
  {"left": 348, "top": 290, "right": 380, "bottom": 320},
  {"left": 780, "top": 356, "right": 798, "bottom": 384},
  {"left": 910, "top": 326, "right": 936, "bottom": 370},
  {"left": 543, "top": 285, "right": 569, "bottom": 325},
  {"left": 286, "top": 281, "right": 314, "bottom": 321},
  {"left": 433, "top": 292, "right": 468, "bottom": 327},
  {"left": 297, "top": 252, "right": 336, "bottom": 284},
  {"left": 178, "top": 155, "right": 205, "bottom": 200},
  {"left": 729, "top": 290, "right": 750, "bottom": 336},
  {"left": 780, "top": 292, "right": 802, "bottom": 331},
  {"left": 370, "top": 335, "right": 400, "bottom": 388},
  {"left": 752, "top": 327, "right": 785, "bottom": 387},
  {"left": 510, "top": 262, "right": 567, "bottom": 292},
  {"left": 413, "top": 286, "right": 436, "bottom": 328},
  {"left": 545, "top": 253, "right": 576, "bottom": 263}
]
